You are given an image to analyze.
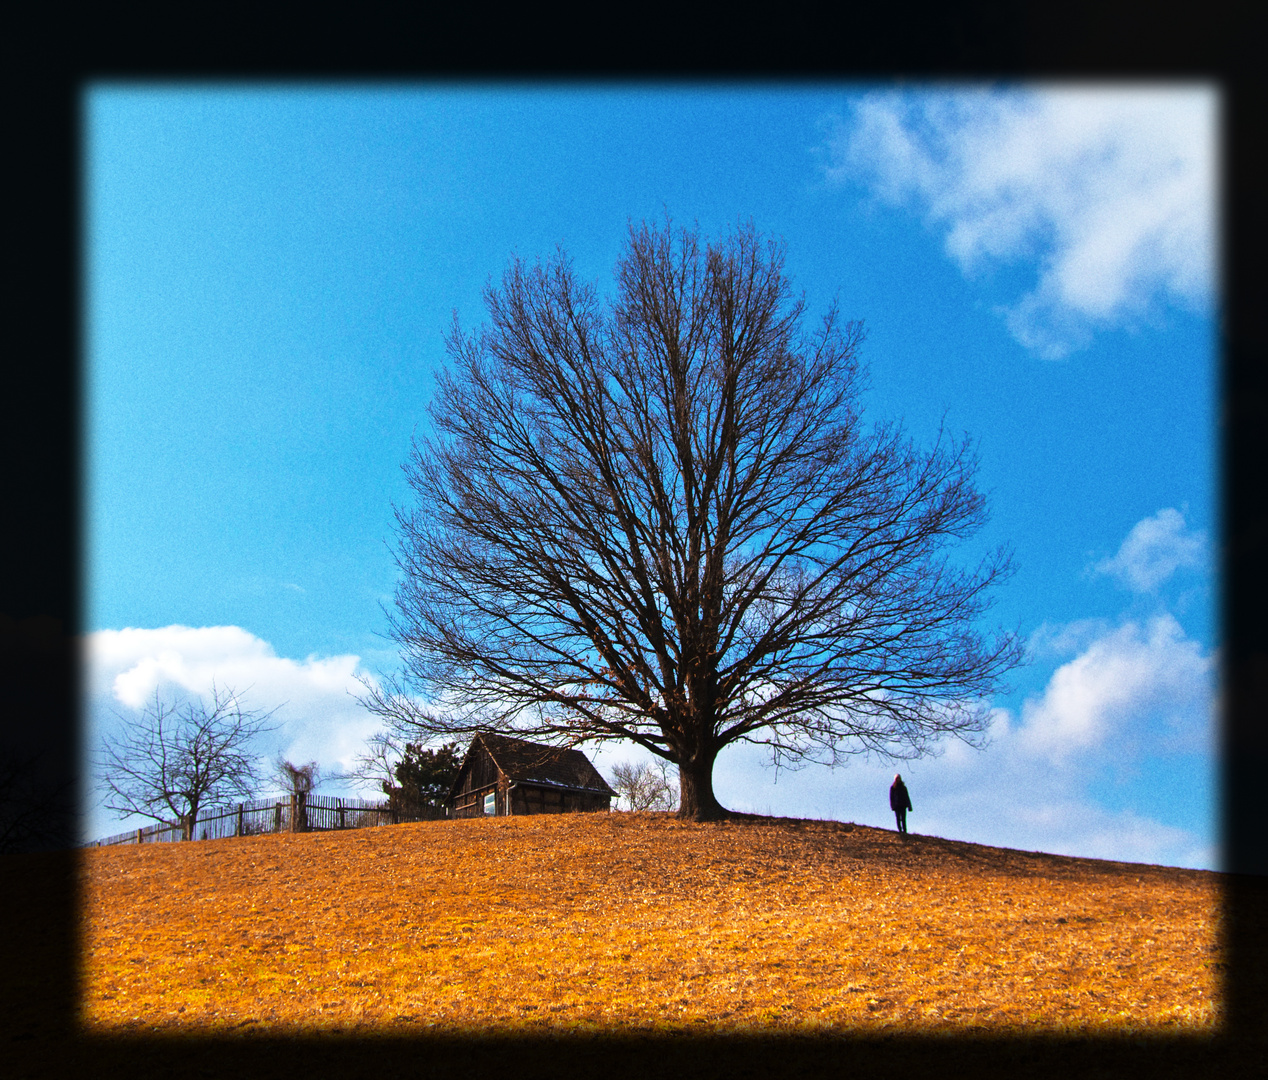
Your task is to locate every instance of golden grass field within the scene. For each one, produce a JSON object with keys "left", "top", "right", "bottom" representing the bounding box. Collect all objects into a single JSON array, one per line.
[{"left": 77, "top": 812, "right": 1222, "bottom": 1037}]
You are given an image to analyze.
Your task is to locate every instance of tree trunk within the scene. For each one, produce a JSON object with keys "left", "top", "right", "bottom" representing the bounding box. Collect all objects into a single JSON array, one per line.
[{"left": 676, "top": 751, "right": 727, "bottom": 822}]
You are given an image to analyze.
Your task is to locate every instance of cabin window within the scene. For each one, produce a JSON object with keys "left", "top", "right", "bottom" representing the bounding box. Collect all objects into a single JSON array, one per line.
[{"left": 484, "top": 791, "right": 496, "bottom": 816}]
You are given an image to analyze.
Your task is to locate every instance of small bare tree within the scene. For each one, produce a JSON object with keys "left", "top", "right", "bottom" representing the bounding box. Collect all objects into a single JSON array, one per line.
[
  {"left": 329, "top": 730, "right": 401, "bottom": 794},
  {"left": 273, "top": 757, "right": 319, "bottom": 833},
  {"left": 274, "top": 757, "right": 320, "bottom": 796},
  {"left": 97, "top": 685, "right": 279, "bottom": 840},
  {"left": 610, "top": 760, "right": 679, "bottom": 812},
  {"left": 329, "top": 731, "right": 460, "bottom": 822},
  {"left": 364, "top": 218, "right": 1023, "bottom": 820}
]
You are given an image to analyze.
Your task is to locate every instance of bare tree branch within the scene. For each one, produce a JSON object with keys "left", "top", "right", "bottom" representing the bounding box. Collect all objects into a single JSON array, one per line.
[
  {"left": 326, "top": 729, "right": 402, "bottom": 793},
  {"left": 363, "top": 217, "right": 1023, "bottom": 820}
]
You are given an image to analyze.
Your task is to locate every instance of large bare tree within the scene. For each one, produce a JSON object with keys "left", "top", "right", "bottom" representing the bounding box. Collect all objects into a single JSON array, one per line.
[
  {"left": 98, "top": 685, "right": 279, "bottom": 840},
  {"left": 365, "top": 219, "right": 1022, "bottom": 820}
]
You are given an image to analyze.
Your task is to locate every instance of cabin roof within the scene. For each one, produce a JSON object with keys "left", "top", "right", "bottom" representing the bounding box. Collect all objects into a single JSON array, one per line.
[{"left": 450, "top": 732, "right": 616, "bottom": 798}]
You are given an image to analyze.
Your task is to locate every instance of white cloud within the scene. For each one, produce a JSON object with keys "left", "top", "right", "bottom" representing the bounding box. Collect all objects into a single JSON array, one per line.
[
  {"left": 1093, "top": 507, "right": 1205, "bottom": 592},
  {"left": 1017, "top": 613, "right": 1212, "bottom": 762},
  {"left": 704, "top": 614, "right": 1216, "bottom": 869},
  {"left": 1026, "top": 617, "right": 1112, "bottom": 659},
  {"left": 85, "top": 625, "right": 387, "bottom": 840},
  {"left": 831, "top": 86, "right": 1216, "bottom": 358}
]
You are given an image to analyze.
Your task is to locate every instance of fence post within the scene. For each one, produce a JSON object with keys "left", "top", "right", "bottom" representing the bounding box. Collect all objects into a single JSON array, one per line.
[
  {"left": 136, "top": 828, "right": 143, "bottom": 845},
  {"left": 237, "top": 804, "right": 244, "bottom": 837},
  {"left": 273, "top": 803, "right": 282, "bottom": 833}
]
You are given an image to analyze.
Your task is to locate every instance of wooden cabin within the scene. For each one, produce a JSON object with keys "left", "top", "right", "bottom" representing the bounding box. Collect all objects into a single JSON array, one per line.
[{"left": 448, "top": 732, "right": 616, "bottom": 818}]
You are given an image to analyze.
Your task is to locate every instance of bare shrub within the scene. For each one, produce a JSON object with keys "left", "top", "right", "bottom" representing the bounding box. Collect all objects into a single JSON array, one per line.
[{"left": 610, "top": 760, "right": 678, "bottom": 812}]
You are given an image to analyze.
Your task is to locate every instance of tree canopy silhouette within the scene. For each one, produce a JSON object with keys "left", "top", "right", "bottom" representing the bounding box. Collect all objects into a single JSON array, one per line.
[
  {"left": 364, "top": 218, "right": 1022, "bottom": 821},
  {"left": 373, "top": 741, "right": 463, "bottom": 821}
]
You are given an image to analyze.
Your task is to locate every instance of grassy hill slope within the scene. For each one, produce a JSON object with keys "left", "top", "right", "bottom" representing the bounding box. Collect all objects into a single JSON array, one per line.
[{"left": 77, "top": 812, "right": 1220, "bottom": 1036}]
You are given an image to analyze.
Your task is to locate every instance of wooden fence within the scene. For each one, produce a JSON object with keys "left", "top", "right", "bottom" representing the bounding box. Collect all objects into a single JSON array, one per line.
[{"left": 90, "top": 794, "right": 448, "bottom": 847}]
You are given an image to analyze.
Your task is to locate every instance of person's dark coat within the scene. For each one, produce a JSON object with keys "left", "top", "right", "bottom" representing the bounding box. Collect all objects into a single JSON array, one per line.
[{"left": 889, "top": 777, "right": 912, "bottom": 813}]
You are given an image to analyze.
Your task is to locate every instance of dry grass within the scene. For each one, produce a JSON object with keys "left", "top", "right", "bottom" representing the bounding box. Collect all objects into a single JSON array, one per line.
[{"left": 79, "top": 813, "right": 1221, "bottom": 1036}]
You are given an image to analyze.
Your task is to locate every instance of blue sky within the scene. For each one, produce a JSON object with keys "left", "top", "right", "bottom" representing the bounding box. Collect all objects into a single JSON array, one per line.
[{"left": 84, "top": 84, "right": 1218, "bottom": 867}]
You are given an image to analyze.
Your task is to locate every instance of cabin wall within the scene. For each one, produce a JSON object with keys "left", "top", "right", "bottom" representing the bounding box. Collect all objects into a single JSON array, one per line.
[
  {"left": 510, "top": 785, "right": 611, "bottom": 815},
  {"left": 450, "top": 750, "right": 504, "bottom": 818}
]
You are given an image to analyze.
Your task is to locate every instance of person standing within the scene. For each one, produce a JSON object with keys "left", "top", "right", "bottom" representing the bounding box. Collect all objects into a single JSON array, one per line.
[{"left": 890, "top": 774, "right": 912, "bottom": 834}]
